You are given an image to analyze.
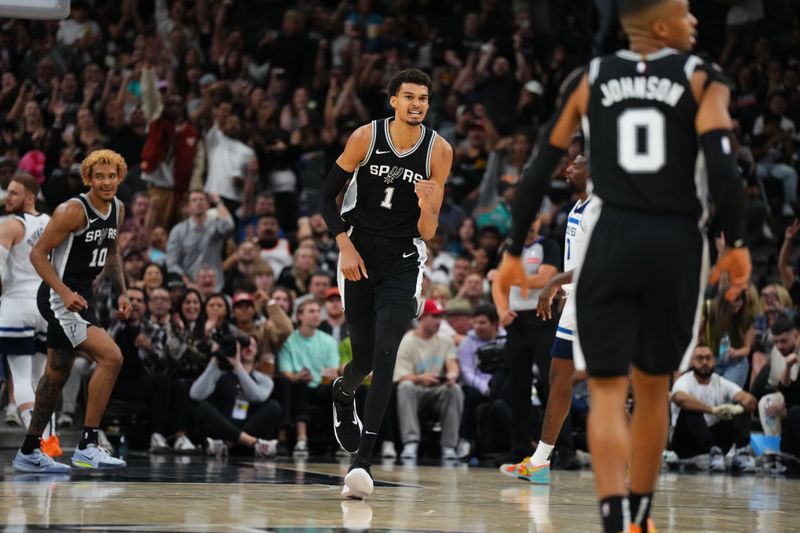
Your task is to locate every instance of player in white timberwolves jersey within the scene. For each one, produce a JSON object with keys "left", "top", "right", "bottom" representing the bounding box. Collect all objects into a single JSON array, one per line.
[
  {"left": 13, "top": 150, "right": 131, "bottom": 474},
  {"left": 500, "top": 154, "right": 599, "bottom": 483},
  {"left": 0, "top": 174, "right": 51, "bottom": 443},
  {"left": 320, "top": 69, "right": 453, "bottom": 499}
]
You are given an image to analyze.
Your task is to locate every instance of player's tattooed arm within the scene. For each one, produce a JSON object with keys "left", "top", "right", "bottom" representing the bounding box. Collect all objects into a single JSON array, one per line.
[{"left": 106, "top": 203, "right": 132, "bottom": 320}]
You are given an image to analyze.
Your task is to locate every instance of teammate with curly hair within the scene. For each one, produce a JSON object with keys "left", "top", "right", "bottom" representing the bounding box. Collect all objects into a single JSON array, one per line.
[{"left": 13, "top": 149, "right": 132, "bottom": 473}]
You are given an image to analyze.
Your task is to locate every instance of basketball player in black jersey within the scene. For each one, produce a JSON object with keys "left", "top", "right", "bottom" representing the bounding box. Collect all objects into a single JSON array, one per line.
[
  {"left": 13, "top": 149, "right": 131, "bottom": 473},
  {"left": 320, "top": 68, "right": 453, "bottom": 499},
  {"left": 495, "top": 1, "right": 751, "bottom": 531}
]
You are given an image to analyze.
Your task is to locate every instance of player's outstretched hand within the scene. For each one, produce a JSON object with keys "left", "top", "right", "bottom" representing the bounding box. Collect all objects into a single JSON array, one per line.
[
  {"left": 709, "top": 247, "right": 752, "bottom": 303},
  {"left": 62, "top": 291, "right": 88, "bottom": 312},
  {"left": 339, "top": 240, "right": 368, "bottom": 281},
  {"left": 116, "top": 294, "right": 132, "bottom": 320}
]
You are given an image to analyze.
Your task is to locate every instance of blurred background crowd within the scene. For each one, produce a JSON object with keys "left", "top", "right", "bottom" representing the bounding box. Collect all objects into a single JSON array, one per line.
[{"left": 0, "top": 0, "right": 799, "bottom": 470}]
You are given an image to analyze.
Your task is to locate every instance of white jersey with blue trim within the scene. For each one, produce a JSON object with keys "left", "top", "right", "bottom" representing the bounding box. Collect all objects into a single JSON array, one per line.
[
  {"left": 0, "top": 212, "right": 50, "bottom": 300},
  {"left": 562, "top": 194, "right": 597, "bottom": 296}
]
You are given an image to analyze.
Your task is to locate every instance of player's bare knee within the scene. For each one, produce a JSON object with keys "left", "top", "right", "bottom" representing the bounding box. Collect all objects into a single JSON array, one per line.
[{"left": 98, "top": 346, "right": 123, "bottom": 371}]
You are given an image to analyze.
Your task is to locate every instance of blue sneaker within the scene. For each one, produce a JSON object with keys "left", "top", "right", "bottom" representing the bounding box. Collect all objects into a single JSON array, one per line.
[
  {"left": 12, "top": 449, "right": 71, "bottom": 474},
  {"left": 72, "top": 444, "right": 127, "bottom": 470}
]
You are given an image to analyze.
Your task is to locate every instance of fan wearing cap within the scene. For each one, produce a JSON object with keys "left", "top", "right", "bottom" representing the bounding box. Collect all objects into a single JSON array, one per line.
[
  {"left": 393, "top": 299, "right": 463, "bottom": 461},
  {"left": 319, "top": 287, "right": 348, "bottom": 343}
]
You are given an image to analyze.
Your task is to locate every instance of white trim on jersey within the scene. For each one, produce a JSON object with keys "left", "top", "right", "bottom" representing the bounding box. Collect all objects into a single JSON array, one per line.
[
  {"left": 384, "top": 119, "right": 426, "bottom": 158},
  {"left": 616, "top": 47, "right": 677, "bottom": 62},
  {"left": 413, "top": 237, "right": 427, "bottom": 316},
  {"left": 81, "top": 192, "right": 113, "bottom": 220},
  {"left": 425, "top": 130, "right": 437, "bottom": 178},
  {"left": 359, "top": 120, "right": 377, "bottom": 167},
  {"left": 684, "top": 55, "right": 702, "bottom": 82},
  {"left": 678, "top": 234, "right": 710, "bottom": 372},
  {"left": 69, "top": 197, "right": 91, "bottom": 236},
  {"left": 588, "top": 57, "right": 602, "bottom": 85}
]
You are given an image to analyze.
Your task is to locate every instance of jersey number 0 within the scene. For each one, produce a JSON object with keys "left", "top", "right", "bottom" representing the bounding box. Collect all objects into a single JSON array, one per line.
[{"left": 617, "top": 108, "right": 666, "bottom": 173}]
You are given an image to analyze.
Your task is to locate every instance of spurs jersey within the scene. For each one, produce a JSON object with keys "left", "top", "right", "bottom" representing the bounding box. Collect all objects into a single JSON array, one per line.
[
  {"left": 585, "top": 48, "right": 721, "bottom": 219},
  {"left": 341, "top": 117, "right": 437, "bottom": 238},
  {"left": 50, "top": 194, "right": 120, "bottom": 293},
  {"left": 1, "top": 212, "right": 50, "bottom": 299},
  {"left": 562, "top": 195, "right": 597, "bottom": 295}
]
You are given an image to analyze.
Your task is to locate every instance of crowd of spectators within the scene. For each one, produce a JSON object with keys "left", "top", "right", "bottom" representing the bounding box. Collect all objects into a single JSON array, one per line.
[{"left": 0, "top": 0, "right": 799, "bottom": 470}]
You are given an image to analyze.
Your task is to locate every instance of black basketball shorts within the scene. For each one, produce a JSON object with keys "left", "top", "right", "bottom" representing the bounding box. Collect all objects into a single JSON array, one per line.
[
  {"left": 37, "top": 282, "right": 100, "bottom": 350},
  {"left": 574, "top": 205, "right": 707, "bottom": 377},
  {"left": 337, "top": 226, "right": 427, "bottom": 327}
]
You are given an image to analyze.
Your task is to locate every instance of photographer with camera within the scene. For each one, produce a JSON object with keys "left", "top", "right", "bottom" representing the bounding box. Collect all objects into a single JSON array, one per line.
[
  {"left": 190, "top": 329, "right": 281, "bottom": 459},
  {"left": 456, "top": 304, "right": 505, "bottom": 459}
]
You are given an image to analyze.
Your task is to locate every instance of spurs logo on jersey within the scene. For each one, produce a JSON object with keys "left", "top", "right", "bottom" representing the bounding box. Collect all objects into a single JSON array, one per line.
[
  {"left": 369, "top": 164, "right": 425, "bottom": 185},
  {"left": 341, "top": 117, "right": 438, "bottom": 238},
  {"left": 84, "top": 227, "right": 118, "bottom": 243}
]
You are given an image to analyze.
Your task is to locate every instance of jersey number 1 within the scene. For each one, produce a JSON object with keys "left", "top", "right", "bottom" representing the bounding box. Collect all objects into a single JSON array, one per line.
[
  {"left": 617, "top": 108, "right": 666, "bottom": 173},
  {"left": 90, "top": 248, "right": 108, "bottom": 268},
  {"left": 380, "top": 187, "right": 395, "bottom": 209}
]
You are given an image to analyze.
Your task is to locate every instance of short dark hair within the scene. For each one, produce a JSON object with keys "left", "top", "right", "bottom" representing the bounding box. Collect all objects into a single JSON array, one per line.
[
  {"left": 473, "top": 304, "right": 499, "bottom": 324},
  {"left": 10, "top": 173, "right": 39, "bottom": 196},
  {"left": 387, "top": 68, "right": 432, "bottom": 97},
  {"left": 619, "top": 0, "right": 665, "bottom": 17},
  {"left": 771, "top": 314, "right": 797, "bottom": 336}
]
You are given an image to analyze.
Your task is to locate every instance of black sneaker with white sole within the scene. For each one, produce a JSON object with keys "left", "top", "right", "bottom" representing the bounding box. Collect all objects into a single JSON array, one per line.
[{"left": 332, "top": 377, "right": 362, "bottom": 453}]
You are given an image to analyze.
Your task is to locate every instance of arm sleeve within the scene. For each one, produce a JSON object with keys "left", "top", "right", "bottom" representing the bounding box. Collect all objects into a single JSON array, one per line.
[
  {"left": 318, "top": 163, "right": 352, "bottom": 237},
  {"left": 701, "top": 129, "right": 747, "bottom": 246},
  {"left": 189, "top": 362, "right": 222, "bottom": 401},
  {"left": 506, "top": 144, "right": 565, "bottom": 255},
  {"left": 235, "top": 367, "right": 273, "bottom": 403}
]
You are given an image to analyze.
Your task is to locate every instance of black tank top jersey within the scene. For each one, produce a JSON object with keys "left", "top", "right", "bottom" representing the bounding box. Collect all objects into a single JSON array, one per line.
[
  {"left": 586, "top": 48, "right": 709, "bottom": 219},
  {"left": 50, "top": 193, "right": 120, "bottom": 293},
  {"left": 341, "top": 117, "right": 437, "bottom": 238}
]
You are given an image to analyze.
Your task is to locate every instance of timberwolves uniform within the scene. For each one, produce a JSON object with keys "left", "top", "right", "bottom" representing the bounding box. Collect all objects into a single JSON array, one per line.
[
  {"left": 0, "top": 212, "right": 50, "bottom": 355},
  {"left": 575, "top": 48, "right": 718, "bottom": 376},
  {"left": 338, "top": 117, "right": 436, "bottom": 315},
  {"left": 37, "top": 194, "right": 121, "bottom": 349},
  {"left": 551, "top": 194, "right": 600, "bottom": 360}
]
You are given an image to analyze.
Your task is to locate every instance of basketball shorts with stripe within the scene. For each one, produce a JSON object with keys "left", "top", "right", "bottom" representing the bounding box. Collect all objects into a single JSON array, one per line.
[
  {"left": 574, "top": 206, "right": 707, "bottom": 377},
  {"left": 36, "top": 282, "right": 100, "bottom": 350},
  {"left": 0, "top": 298, "right": 47, "bottom": 355},
  {"left": 337, "top": 227, "right": 427, "bottom": 325}
]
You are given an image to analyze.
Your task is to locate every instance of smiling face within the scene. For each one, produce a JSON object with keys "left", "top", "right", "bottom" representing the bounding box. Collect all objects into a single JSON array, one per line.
[
  {"left": 390, "top": 83, "right": 429, "bottom": 126},
  {"left": 86, "top": 162, "right": 122, "bottom": 202}
]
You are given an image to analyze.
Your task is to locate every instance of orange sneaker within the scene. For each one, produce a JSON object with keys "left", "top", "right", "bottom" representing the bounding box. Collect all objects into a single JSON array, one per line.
[
  {"left": 499, "top": 457, "right": 550, "bottom": 484},
  {"left": 41, "top": 435, "right": 63, "bottom": 458},
  {"left": 629, "top": 518, "right": 657, "bottom": 533}
]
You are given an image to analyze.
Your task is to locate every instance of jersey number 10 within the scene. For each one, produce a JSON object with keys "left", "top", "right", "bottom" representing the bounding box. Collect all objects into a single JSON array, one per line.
[
  {"left": 617, "top": 108, "right": 666, "bottom": 173},
  {"left": 89, "top": 248, "right": 108, "bottom": 268}
]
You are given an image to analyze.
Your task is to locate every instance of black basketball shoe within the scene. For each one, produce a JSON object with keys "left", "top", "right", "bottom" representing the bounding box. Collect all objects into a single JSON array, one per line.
[{"left": 332, "top": 377, "right": 362, "bottom": 453}]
